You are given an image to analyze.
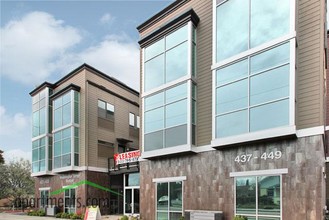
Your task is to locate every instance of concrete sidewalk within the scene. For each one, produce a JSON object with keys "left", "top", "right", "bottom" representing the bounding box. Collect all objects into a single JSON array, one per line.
[{"left": 0, "top": 213, "right": 122, "bottom": 220}]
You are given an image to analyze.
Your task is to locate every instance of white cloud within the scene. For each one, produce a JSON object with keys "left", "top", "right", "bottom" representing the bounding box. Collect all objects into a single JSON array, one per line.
[
  {"left": 0, "top": 105, "right": 29, "bottom": 136},
  {"left": 3, "top": 149, "right": 31, "bottom": 163},
  {"left": 1, "top": 11, "right": 140, "bottom": 91},
  {"left": 77, "top": 34, "right": 140, "bottom": 90},
  {"left": 0, "top": 11, "right": 82, "bottom": 85},
  {"left": 100, "top": 13, "right": 114, "bottom": 25}
]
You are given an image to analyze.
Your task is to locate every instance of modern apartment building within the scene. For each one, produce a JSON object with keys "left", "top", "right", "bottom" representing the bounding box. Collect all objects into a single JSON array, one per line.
[
  {"left": 137, "top": 0, "right": 328, "bottom": 219},
  {"left": 30, "top": 64, "right": 140, "bottom": 215}
]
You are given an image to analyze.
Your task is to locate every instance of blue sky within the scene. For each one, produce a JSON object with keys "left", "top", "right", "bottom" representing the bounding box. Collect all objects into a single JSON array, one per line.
[{"left": 0, "top": 0, "right": 173, "bottom": 162}]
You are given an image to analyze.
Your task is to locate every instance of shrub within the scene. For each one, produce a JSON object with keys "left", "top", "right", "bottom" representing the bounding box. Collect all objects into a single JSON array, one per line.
[
  {"left": 55, "top": 212, "right": 63, "bottom": 218},
  {"left": 37, "top": 210, "right": 46, "bottom": 216},
  {"left": 61, "top": 212, "right": 71, "bottom": 219},
  {"left": 70, "top": 213, "right": 82, "bottom": 219},
  {"left": 233, "top": 215, "right": 248, "bottom": 220},
  {"left": 120, "top": 215, "right": 129, "bottom": 220},
  {"left": 179, "top": 217, "right": 185, "bottom": 220}
]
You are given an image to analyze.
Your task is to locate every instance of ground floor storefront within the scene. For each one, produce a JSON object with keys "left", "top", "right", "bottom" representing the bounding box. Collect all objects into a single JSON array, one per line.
[
  {"left": 33, "top": 170, "right": 140, "bottom": 216},
  {"left": 139, "top": 135, "right": 326, "bottom": 220}
]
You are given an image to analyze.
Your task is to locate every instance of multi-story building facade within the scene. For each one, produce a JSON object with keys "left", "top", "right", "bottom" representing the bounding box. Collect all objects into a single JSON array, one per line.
[
  {"left": 30, "top": 64, "right": 140, "bottom": 215},
  {"left": 137, "top": 0, "right": 327, "bottom": 219}
]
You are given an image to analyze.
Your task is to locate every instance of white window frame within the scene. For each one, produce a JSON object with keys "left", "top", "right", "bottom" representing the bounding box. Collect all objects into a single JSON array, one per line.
[
  {"left": 63, "top": 186, "right": 77, "bottom": 214},
  {"left": 230, "top": 169, "right": 287, "bottom": 220},
  {"left": 39, "top": 188, "right": 50, "bottom": 208},
  {"left": 153, "top": 176, "right": 186, "bottom": 220},
  {"left": 141, "top": 21, "right": 196, "bottom": 157},
  {"left": 211, "top": 0, "right": 296, "bottom": 146}
]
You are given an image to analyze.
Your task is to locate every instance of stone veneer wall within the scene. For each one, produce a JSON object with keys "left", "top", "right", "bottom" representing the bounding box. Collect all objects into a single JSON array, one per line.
[{"left": 140, "top": 135, "right": 325, "bottom": 220}]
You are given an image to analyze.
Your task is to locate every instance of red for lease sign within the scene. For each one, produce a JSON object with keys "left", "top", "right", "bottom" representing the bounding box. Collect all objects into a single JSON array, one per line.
[{"left": 114, "top": 150, "right": 140, "bottom": 165}]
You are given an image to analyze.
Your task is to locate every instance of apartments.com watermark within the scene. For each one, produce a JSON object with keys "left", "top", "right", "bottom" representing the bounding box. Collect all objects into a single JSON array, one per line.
[
  {"left": 13, "top": 197, "right": 112, "bottom": 209},
  {"left": 13, "top": 180, "right": 121, "bottom": 209}
]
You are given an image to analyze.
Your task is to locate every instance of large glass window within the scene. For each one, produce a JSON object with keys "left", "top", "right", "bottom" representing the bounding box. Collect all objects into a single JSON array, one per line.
[
  {"left": 142, "top": 21, "right": 197, "bottom": 154},
  {"left": 54, "top": 92, "right": 72, "bottom": 130},
  {"left": 32, "top": 137, "right": 46, "bottom": 173},
  {"left": 156, "top": 181, "right": 183, "bottom": 220},
  {"left": 32, "top": 89, "right": 47, "bottom": 137},
  {"left": 53, "top": 90, "right": 79, "bottom": 169},
  {"left": 216, "top": 0, "right": 290, "bottom": 62},
  {"left": 235, "top": 176, "right": 281, "bottom": 219},
  {"left": 144, "top": 25, "right": 193, "bottom": 92},
  {"left": 144, "top": 83, "right": 191, "bottom": 151},
  {"left": 215, "top": 43, "right": 290, "bottom": 138}
]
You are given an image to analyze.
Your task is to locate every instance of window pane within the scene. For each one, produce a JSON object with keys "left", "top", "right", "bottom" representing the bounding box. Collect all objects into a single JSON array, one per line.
[
  {"left": 165, "top": 124, "right": 187, "bottom": 148},
  {"left": 216, "top": 110, "right": 248, "bottom": 138},
  {"left": 32, "top": 141, "right": 38, "bottom": 149},
  {"left": 145, "top": 107, "right": 164, "bottom": 133},
  {"left": 170, "top": 213, "right": 182, "bottom": 219},
  {"left": 127, "top": 173, "right": 140, "bottom": 186},
  {"left": 250, "top": 0, "right": 290, "bottom": 48},
  {"left": 250, "top": 65, "right": 289, "bottom": 105},
  {"left": 62, "top": 92, "right": 71, "bottom": 105},
  {"left": 251, "top": 43, "right": 290, "bottom": 74},
  {"left": 98, "top": 100, "right": 106, "bottom": 109},
  {"left": 145, "top": 54, "right": 165, "bottom": 91},
  {"left": 216, "top": 59, "right": 248, "bottom": 86},
  {"left": 32, "top": 162, "right": 39, "bottom": 173},
  {"left": 32, "top": 111, "right": 39, "bottom": 137},
  {"left": 62, "top": 103, "right": 71, "bottom": 126},
  {"left": 166, "top": 25, "right": 188, "bottom": 49},
  {"left": 165, "top": 83, "right": 187, "bottom": 104},
  {"left": 157, "top": 182, "right": 168, "bottom": 211},
  {"left": 107, "top": 103, "right": 114, "bottom": 112},
  {"left": 216, "top": 79, "right": 248, "bottom": 114},
  {"left": 74, "top": 153, "right": 79, "bottom": 166},
  {"left": 62, "top": 138, "right": 71, "bottom": 154},
  {"left": 145, "top": 92, "right": 164, "bottom": 111},
  {"left": 145, "top": 39, "right": 164, "bottom": 61},
  {"left": 39, "top": 160, "right": 45, "bottom": 172},
  {"left": 157, "top": 212, "right": 168, "bottom": 220},
  {"left": 32, "top": 149, "right": 38, "bottom": 162},
  {"left": 165, "top": 99, "right": 187, "bottom": 128},
  {"left": 129, "top": 113, "right": 135, "bottom": 126},
  {"left": 136, "top": 116, "right": 140, "bottom": 128},
  {"left": 144, "top": 130, "right": 164, "bottom": 151},
  {"left": 250, "top": 99, "right": 289, "bottom": 132},
  {"left": 74, "top": 101, "right": 79, "bottom": 124},
  {"left": 192, "top": 100, "right": 196, "bottom": 125},
  {"left": 40, "top": 137, "right": 45, "bottom": 146},
  {"left": 258, "top": 176, "right": 280, "bottom": 216},
  {"left": 54, "top": 156, "right": 61, "bottom": 169},
  {"left": 165, "top": 42, "right": 188, "bottom": 83},
  {"left": 54, "top": 98, "right": 62, "bottom": 109},
  {"left": 54, "top": 109, "right": 62, "bottom": 129},
  {"left": 258, "top": 218, "right": 280, "bottom": 220},
  {"left": 39, "top": 146, "right": 45, "bottom": 160},
  {"left": 236, "top": 177, "right": 256, "bottom": 215},
  {"left": 169, "top": 182, "right": 182, "bottom": 211},
  {"left": 62, "top": 154, "right": 71, "bottom": 167},
  {"left": 216, "top": 0, "right": 248, "bottom": 61},
  {"left": 54, "top": 142, "right": 61, "bottom": 157},
  {"left": 54, "top": 132, "right": 61, "bottom": 141},
  {"left": 62, "top": 128, "right": 71, "bottom": 139}
]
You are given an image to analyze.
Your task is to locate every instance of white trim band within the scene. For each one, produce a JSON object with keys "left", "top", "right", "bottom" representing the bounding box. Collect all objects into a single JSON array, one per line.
[
  {"left": 39, "top": 187, "right": 51, "bottom": 191},
  {"left": 153, "top": 176, "right": 187, "bottom": 183},
  {"left": 296, "top": 126, "right": 324, "bottom": 138},
  {"left": 230, "top": 168, "right": 288, "bottom": 177}
]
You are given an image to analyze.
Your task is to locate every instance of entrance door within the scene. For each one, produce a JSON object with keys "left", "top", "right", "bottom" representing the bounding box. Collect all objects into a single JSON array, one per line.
[
  {"left": 124, "top": 188, "right": 140, "bottom": 215},
  {"left": 124, "top": 173, "right": 140, "bottom": 215}
]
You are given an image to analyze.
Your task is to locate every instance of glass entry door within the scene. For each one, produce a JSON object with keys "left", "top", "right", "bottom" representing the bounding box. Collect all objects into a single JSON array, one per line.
[
  {"left": 124, "top": 173, "right": 140, "bottom": 215},
  {"left": 124, "top": 188, "right": 140, "bottom": 215}
]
